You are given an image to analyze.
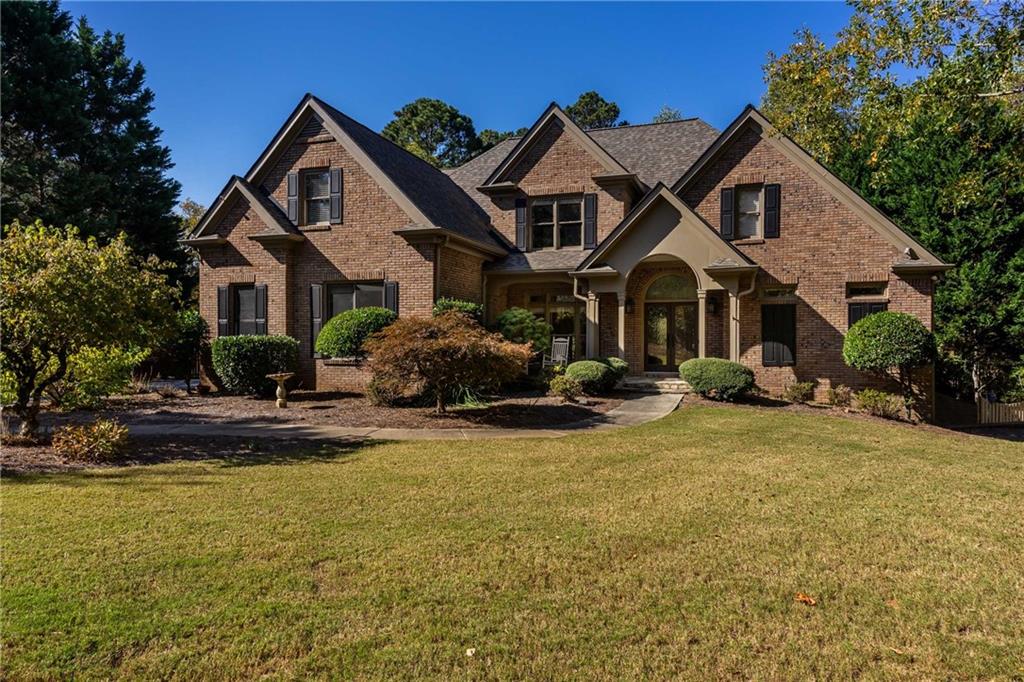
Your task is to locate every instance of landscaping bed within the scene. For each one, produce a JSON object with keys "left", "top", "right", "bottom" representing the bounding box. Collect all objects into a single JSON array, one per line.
[{"left": 30, "top": 389, "right": 624, "bottom": 431}]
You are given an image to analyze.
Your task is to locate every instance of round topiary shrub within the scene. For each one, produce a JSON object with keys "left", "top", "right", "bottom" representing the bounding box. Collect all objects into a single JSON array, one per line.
[
  {"left": 495, "top": 307, "right": 552, "bottom": 354},
  {"left": 843, "top": 311, "right": 935, "bottom": 419},
  {"left": 565, "top": 360, "right": 615, "bottom": 395},
  {"left": 679, "top": 358, "right": 754, "bottom": 401},
  {"left": 211, "top": 335, "right": 299, "bottom": 397},
  {"left": 432, "top": 297, "right": 484, "bottom": 322},
  {"left": 315, "top": 307, "right": 396, "bottom": 359}
]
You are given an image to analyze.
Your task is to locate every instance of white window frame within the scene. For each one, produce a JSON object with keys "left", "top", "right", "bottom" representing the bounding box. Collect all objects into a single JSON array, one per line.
[
  {"left": 530, "top": 196, "right": 583, "bottom": 251},
  {"left": 735, "top": 184, "right": 764, "bottom": 240},
  {"left": 302, "top": 168, "right": 331, "bottom": 226}
]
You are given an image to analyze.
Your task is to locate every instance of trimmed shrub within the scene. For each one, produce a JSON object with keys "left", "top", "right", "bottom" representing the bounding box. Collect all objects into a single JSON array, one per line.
[
  {"left": 315, "top": 307, "right": 396, "bottom": 359},
  {"left": 856, "top": 389, "right": 904, "bottom": 420},
  {"left": 45, "top": 345, "right": 150, "bottom": 410},
  {"left": 843, "top": 311, "right": 934, "bottom": 419},
  {"left": 52, "top": 418, "right": 129, "bottom": 462},
  {"left": 211, "top": 335, "right": 299, "bottom": 397},
  {"left": 365, "top": 312, "right": 531, "bottom": 413},
  {"left": 565, "top": 360, "right": 615, "bottom": 395},
  {"left": 782, "top": 381, "right": 816, "bottom": 404},
  {"left": 549, "top": 374, "right": 583, "bottom": 403},
  {"left": 826, "top": 384, "right": 853, "bottom": 407},
  {"left": 601, "top": 356, "right": 629, "bottom": 381},
  {"left": 432, "top": 297, "right": 483, "bottom": 322},
  {"left": 495, "top": 307, "right": 552, "bottom": 354},
  {"left": 679, "top": 358, "right": 754, "bottom": 401}
]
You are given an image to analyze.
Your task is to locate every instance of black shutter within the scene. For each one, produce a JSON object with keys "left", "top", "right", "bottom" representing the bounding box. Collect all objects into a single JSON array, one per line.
[
  {"left": 762, "top": 303, "right": 796, "bottom": 367},
  {"left": 217, "top": 286, "right": 230, "bottom": 337},
  {"left": 384, "top": 281, "right": 399, "bottom": 315},
  {"left": 583, "top": 193, "right": 598, "bottom": 248},
  {"left": 720, "top": 187, "right": 735, "bottom": 240},
  {"left": 287, "top": 172, "right": 299, "bottom": 223},
  {"left": 254, "top": 284, "right": 268, "bottom": 335},
  {"left": 779, "top": 304, "right": 796, "bottom": 365},
  {"left": 764, "top": 183, "right": 781, "bottom": 238},
  {"left": 329, "top": 168, "right": 342, "bottom": 224},
  {"left": 515, "top": 198, "right": 527, "bottom": 250},
  {"left": 310, "top": 284, "right": 323, "bottom": 357}
]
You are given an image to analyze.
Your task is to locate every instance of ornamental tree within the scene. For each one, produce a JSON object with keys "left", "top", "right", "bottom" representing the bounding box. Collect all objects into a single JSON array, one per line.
[
  {"left": 843, "top": 311, "right": 935, "bottom": 420},
  {"left": 1, "top": 221, "right": 178, "bottom": 436},
  {"left": 365, "top": 312, "right": 531, "bottom": 413}
]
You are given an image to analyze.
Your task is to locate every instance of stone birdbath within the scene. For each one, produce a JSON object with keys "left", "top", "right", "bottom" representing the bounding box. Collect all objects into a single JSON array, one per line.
[{"left": 266, "top": 372, "right": 295, "bottom": 408}]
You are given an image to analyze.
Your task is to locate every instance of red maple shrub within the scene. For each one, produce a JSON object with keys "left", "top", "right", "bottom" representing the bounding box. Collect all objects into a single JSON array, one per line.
[{"left": 364, "top": 312, "right": 531, "bottom": 413}]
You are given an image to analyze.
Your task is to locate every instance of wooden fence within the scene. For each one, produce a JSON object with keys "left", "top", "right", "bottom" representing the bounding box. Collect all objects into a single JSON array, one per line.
[{"left": 978, "top": 398, "right": 1024, "bottom": 425}]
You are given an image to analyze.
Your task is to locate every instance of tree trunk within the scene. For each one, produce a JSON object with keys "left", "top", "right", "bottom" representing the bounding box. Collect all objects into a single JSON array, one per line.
[
  {"left": 435, "top": 393, "right": 446, "bottom": 414},
  {"left": 17, "top": 403, "right": 40, "bottom": 438}
]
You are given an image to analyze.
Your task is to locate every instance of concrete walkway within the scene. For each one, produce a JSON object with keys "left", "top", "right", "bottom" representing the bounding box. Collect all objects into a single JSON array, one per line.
[{"left": 127, "top": 393, "right": 682, "bottom": 441}]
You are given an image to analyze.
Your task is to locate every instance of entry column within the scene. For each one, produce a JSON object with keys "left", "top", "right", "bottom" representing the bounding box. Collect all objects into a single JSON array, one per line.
[
  {"left": 585, "top": 292, "right": 600, "bottom": 359},
  {"left": 616, "top": 289, "right": 626, "bottom": 359},
  {"left": 697, "top": 289, "right": 707, "bottom": 358}
]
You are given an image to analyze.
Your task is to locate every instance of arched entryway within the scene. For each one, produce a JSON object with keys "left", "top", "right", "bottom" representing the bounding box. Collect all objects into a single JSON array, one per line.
[{"left": 642, "top": 269, "right": 700, "bottom": 372}]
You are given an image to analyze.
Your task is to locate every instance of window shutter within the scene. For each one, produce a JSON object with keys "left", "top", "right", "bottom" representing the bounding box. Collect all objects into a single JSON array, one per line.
[
  {"left": 255, "top": 284, "right": 268, "bottom": 335},
  {"left": 779, "top": 303, "right": 796, "bottom": 365},
  {"left": 761, "top": 305, "right": 778, "bottom": 366},
  {"left": 329, "top": 168, "right": 342, "bottom": 224},
  {"left": 217, "top": 286, "right": 230, "bottom": 337},
  {"left": 384, "top": 281, "right": 399, "bottom": 315},
  {"left": 287, "top": 172, "right": 298, "bottom": 223},
  {"left": 764, "top": 184, "right": 780, "bottom": 238},
  {"left": 310, "top": 284, "right": 323, "bottom": 357},
  {"left": 514, "top": 198, "right": 527, "bottom": 250},
  {"left": 583, "top": 193, "right": 598, "bottom": 248},
  {"left": 720, "top": 187, "right": 735, "bottom": 240}
]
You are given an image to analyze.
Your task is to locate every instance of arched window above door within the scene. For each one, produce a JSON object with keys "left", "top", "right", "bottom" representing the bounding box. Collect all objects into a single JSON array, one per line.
[{"left": 645, "top": 273, "right": 697, "bottom": 301}]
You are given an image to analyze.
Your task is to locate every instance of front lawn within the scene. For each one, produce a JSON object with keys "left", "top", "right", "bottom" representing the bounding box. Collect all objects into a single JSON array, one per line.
[{"left": 3, "top": 405, "right": 1022, "bottom": 678}]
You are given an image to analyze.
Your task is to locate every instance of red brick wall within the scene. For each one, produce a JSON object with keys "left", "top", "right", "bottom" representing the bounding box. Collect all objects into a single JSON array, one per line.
[
  {"left": 197, "top": 130, "right": 437, "bottom": 392},
  {"left": 476, "top": 122, "right": 632, "bottom": 247},
  {"left": 680, "top": 123, "right": 935, "bottom": 416},
  {"left": 437, "top": 246, "right": 484, "bottom": 303}
]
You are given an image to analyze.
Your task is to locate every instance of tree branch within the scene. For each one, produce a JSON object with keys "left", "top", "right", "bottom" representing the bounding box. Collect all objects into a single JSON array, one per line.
[{"left": 977, "top": 86, "right": 1024, "bottom": 98}]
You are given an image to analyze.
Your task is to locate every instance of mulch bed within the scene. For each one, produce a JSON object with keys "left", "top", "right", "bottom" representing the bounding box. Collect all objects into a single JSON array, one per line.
[
  {"left": 37, "top": 389, "right": 624, "bottom": 430},
  {"left": 2, "top": 390, "right": 625, "bottom": 475}
]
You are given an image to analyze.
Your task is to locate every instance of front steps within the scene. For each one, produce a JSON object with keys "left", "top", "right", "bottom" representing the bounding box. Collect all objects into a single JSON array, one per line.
[{"left": 619, "top": 373, "right": 691, "bottom": 394}]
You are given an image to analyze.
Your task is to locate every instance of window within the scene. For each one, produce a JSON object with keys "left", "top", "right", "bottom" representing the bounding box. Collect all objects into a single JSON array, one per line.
[
  {"left": 761, "top": 303, "right": 796, "bottom": 366},
  {"left": 736, "top": 185, "right": 762, "bottom": 239},
  {"left": 531, "top": 197, "right": 582, "bottom": 250},
  {"left": 233, "top": 285, "right": 257, "bottom": 335},
  {"left": 846, "top": 282, "right": 888, "bottom": 327},
  {"left": 326, "top": 282, "right": 384, "bottom": 319},
  {"left": 303, "top": 170, "right": 331, "bottom": 225},
  {"left": 646, "top": 274, "right": 698, "bottom": 301}
]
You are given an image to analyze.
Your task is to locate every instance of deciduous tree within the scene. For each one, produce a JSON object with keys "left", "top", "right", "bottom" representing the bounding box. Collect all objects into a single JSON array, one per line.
[{"left": 1, "top": 221, "right": 178, "bottom": 436}]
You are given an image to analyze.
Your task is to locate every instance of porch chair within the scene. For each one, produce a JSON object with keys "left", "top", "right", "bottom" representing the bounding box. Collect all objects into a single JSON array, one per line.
[{"left": 543, "top": 336, "right": 571, "bottom": 369}]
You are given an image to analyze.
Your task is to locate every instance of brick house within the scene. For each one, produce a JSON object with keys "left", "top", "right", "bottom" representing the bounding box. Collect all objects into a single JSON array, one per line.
[{"left": 185, "top": 94, "right": 949, "bottom": 417}]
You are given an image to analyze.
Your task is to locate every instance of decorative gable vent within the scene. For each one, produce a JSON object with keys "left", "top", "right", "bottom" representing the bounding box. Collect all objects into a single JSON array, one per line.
[{"left": 298, "top": 115, "right": 326, "bottom": 139}]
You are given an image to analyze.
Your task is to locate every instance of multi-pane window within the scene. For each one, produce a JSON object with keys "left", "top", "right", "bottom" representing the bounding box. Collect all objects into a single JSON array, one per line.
[
  {"left": 326, "top": 282, "right": 384, "bottom": 320},
  {"left": 233, "top": 285, "right": 257, "bottom": 335},
  {"left": 304, "top": 170, "right": 331, "bottom": 225},
  {"left": 847, "top": 282, "right": 888, "bottom": 327},
  {"left": 736, "top": 186, "right": 762, "bottom": 239},
  {"left": 531, "top": 197, "right": 582, "bottom": 250}
]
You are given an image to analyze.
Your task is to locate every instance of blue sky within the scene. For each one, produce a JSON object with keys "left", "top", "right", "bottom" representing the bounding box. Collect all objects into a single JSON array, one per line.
[{"left": 67, "top": 2, "right": 853, "bottom": 206}]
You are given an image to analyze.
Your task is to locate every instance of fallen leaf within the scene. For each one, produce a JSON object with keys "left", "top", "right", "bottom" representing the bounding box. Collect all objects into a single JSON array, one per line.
[
  {"left": 465, "top": 648, "right": 476, "bottom": 658},
  {"left": 795, "top": 592, "right": 817, "bottom": 606},
  {"left": 885, "top": 599, "right": 899, "bottom": 609}
]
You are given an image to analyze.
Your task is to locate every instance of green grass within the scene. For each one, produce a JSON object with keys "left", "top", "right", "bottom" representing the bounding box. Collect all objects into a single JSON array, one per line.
[{"left": 3, "top": 406, "right": 1023, "bottom": 679}]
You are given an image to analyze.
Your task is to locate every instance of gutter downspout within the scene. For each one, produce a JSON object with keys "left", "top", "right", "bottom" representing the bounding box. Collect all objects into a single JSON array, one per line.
[{"left": 729, "top": 273, "right": 757, "bottom": 362}]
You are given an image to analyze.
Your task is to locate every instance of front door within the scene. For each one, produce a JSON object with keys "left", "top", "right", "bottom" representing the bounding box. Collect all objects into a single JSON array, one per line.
[{"left": 644, "top": 303, "right": 698, "bottom": 372}]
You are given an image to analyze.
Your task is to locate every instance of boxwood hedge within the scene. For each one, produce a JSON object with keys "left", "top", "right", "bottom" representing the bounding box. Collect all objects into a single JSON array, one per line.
[
  {"left": 211, "top": 335, "right": 299, "bottom": 397},
  {"left": 679, "top": 358, "right": 754, "bottom": 401},
  {"left": 315, "top": 307, "right": 396, "bottom": 359}
]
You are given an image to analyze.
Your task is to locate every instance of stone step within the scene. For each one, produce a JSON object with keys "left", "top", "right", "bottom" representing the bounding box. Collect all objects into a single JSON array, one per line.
[{"left": 619, "top": 375, "right": 692, "bottom": 394}]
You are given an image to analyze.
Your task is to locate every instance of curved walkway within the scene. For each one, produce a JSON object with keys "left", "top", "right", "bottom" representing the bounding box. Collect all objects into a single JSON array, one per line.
[{"left": 127, "top": 393, "right": 682, "bottom": 441}]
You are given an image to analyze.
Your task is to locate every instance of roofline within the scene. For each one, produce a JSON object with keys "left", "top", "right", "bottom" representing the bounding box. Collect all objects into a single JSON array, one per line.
[
  {"left": 392, "top": 226, "right": 506, "bottom": 258},
  {"left": 190, "top": 176, "right": 295, "bottom": 239},
  {"left": 585, "top": 116, "right": 704, "bottom": 133},
  {"left": 481, "top": 102, "right": 631, "bottom": 186},
  {"left": 576, "top": 182, "right": 755, "bottom": 272},
  {"left": 671, "top": 104, "right": 949, "bottom": 268}
]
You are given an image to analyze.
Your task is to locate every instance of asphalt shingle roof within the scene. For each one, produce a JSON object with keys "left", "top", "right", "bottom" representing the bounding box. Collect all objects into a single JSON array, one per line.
[{"left": 315, "top": 97, "right": 499, "bottom": 248}]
